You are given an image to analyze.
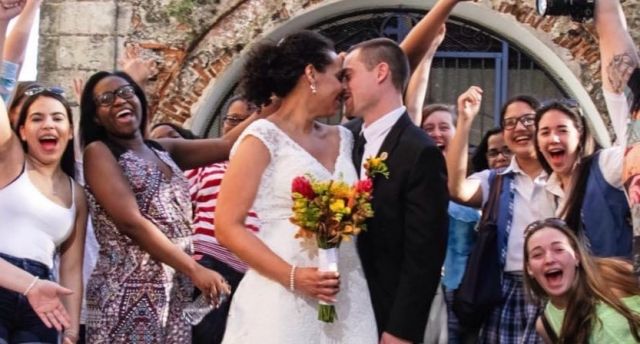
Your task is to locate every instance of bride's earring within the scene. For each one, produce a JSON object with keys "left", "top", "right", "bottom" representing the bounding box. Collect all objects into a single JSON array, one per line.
[{"left": 310, "top": 82, "right": 317, "bottom": 95}]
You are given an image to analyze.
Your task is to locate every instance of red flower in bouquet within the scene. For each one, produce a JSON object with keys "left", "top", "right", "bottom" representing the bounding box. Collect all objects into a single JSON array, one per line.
[
  {"left": 292, "top": 176, "right": 316, "bottom": 200},
  {"left": 354, "top": 178, "right": 373, "bottom": 194}
]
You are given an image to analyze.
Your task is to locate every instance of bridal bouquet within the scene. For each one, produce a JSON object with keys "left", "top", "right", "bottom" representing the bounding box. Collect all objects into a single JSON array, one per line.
[{"left": 289, "top": 175, "right": 374, "bottom": 322}]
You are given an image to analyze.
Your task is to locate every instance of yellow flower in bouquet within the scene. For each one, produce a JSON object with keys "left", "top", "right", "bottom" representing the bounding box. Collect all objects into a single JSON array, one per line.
[{"left": 289, "top": 174, "right": 375, "bottom": 322}]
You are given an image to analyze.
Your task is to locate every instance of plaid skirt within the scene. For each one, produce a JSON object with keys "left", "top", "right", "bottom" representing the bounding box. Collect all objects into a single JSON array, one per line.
[{"left": 478, "top": 272, "right": 542, "bottom": 344}]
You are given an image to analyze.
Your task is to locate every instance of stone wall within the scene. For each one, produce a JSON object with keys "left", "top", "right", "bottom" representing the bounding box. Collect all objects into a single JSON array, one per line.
[{"left": 39, "top": 0, "right": 640, "bottom": 132}]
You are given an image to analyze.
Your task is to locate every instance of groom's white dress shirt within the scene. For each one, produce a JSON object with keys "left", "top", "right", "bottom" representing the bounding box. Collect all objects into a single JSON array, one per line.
[{"left": 359, "top": 106, "right": 406, "bottom": 177}]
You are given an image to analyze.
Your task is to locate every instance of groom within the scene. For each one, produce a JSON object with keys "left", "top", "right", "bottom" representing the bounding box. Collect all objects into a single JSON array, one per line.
[{"left": 343, "top": 38, "right": 449, "bottom": 344}]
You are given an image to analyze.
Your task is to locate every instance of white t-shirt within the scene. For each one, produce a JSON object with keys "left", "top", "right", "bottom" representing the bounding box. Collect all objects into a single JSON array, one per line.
[{"left": 469, "top": 157, "right": 556, "bottom": 272}]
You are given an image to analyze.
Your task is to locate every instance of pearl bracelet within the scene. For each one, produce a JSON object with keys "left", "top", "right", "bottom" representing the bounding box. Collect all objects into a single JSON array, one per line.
[
  {"left": 289, "top": 265, "right": 297, "bottom": 292},
  {"left": 23, "top": 276, "right": 39, "bottom": 296}
]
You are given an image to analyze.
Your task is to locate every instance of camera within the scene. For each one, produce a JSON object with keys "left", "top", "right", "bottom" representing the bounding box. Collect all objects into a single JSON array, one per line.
[{"left": 536, "top": 0, "right": 595, "bottom": 21}]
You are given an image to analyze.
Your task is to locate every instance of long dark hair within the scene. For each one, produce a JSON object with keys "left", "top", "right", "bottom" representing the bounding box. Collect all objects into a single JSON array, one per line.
[
  {"left": 16, "top": 91, "right": 76, "bottom": 179},
  {"left": 79, "top": 71, "right": 148, "bottom": 148},
  {"left": 472, "top": 127, "right": 503, "bottom": 172},
  {"left": 240, "top": 30, "right": 335, "bottom": 107},
  {"left": 533, "top": 101, "right": 597, "bottom": 227},
  {"left": 523, "top": 218, "right": 640, "bottom": 343}
]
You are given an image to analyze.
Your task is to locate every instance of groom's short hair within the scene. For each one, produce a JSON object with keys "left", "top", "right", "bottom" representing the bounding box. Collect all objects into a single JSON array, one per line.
[{"left": 347, "top": 38, "right": 409, "bottom": 93}]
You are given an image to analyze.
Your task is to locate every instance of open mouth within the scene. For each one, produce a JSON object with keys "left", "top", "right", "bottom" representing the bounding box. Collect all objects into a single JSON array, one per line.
[
  {"left": 514, "top": 134, "right": 531, "bottom": 144},
  {"left": 38, "top": 135, "right": 59, "bottom": 151},
  {"left": 116, "top": 109, "right": 135, "bottom": 122},
  {"left": 544, "top": 268, "right": 564, "bottom": 285},
  {"left": 548, "top": 147, "right": 566, "bottom": 164}
]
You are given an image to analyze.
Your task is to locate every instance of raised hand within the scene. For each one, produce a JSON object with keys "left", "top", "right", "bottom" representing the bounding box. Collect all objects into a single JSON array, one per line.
[
  {"left": 26, "top": 279, "right": 73, "bottom": 331},
  {"left": 0, "top": 0, "right": 25, "bottom": 20},
  {"left": 71, "top": 77, "right": 85, "bottom": 105},
  {"left": 457, "top": 86, "right": 483, "bottom": 122},
  {"left": 118, "top": 44, "right": 158, "bottom": 86},
  {"left": 293, "top": 267, "right": 340, "bottom": 303}
]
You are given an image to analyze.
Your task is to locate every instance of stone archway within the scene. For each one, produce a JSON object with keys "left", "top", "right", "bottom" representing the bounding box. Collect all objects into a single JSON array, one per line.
[
  {"left": 39, "top": 0, "right": 640, "bottom": 144},
  {"left": 186, "top": 0, "right": 608, "bottom": 144}
]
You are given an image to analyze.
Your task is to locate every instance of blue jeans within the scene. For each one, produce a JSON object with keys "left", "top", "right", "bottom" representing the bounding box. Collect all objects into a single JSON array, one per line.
[
  {"left": 0, "top": 253, "right": 57, "bottom": 344},
  {"left": 444, "top": 288, "right": 480, "bottom": 344},
  {"left": 192, "top": 255, "right": 244, "bottom": 344}
]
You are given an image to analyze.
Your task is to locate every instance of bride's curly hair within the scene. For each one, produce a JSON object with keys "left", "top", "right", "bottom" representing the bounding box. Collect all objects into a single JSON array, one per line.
[{"left": 240, "top": 30, "right": 335, "bottom": 107}]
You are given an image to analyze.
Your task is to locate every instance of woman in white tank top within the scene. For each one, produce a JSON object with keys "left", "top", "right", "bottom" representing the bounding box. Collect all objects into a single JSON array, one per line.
[{"left": 0, "top": 90, "right": 87, "bottom": 344}]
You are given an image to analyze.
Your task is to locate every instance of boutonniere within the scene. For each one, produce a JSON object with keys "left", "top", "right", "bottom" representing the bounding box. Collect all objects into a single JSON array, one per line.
[{"left": 364, "top": 152, "right": 390, "bottom": 179}]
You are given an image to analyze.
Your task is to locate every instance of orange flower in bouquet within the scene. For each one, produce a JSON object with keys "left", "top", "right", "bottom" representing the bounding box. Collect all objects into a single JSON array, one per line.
[{"left": 289, "top": 175, "right": 374, "bottom": 322}]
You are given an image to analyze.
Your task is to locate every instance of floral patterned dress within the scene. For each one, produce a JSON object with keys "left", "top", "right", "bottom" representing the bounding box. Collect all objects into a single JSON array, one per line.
[{"left": 85, "top": 142, "right": 193, "bottom": 343}]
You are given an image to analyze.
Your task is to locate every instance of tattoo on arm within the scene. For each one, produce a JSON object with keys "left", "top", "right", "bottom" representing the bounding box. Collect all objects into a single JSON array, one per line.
[{"left": 607, "top": 52, "right": 638, "bottom": 93}]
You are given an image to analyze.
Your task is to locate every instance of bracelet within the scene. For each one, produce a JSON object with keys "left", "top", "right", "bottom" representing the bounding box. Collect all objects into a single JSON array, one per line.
[
  {"left": 64, "top": 329, "right": 79, "bottom": 342},
  {"left": 289, "top": 265, "right": 297, "bottom": 292},
  {"left": 23, "top": 276, "right": 39, "bottom": 296}
]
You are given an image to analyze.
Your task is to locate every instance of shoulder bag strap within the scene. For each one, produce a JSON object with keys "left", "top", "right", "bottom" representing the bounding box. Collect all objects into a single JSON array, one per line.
[{"left": 540, "top": 311, "right": 559, "bottom": 343}]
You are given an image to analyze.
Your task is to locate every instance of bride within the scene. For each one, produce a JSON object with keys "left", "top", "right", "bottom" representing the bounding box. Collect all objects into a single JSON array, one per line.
[{"left": 216, "top": 31, "right": 377, "bottom": 343}]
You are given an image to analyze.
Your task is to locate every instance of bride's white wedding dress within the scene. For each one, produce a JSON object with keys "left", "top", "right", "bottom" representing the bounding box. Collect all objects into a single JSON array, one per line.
[{"left": 222, "top": 119, "right": 377, "bottom": 344}]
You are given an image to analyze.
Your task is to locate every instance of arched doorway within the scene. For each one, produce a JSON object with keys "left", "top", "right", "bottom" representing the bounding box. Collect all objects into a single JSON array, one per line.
[{"left": 190, "top": 0, "right": 609, "bottom": 145}]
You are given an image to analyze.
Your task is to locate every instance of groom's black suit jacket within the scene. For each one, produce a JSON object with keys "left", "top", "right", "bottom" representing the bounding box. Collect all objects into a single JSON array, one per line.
[{"left": 345, "top": 113, "right": 449, "bottom": 343}]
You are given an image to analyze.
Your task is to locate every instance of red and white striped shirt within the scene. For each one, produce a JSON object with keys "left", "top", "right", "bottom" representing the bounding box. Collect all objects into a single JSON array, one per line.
[{"left": 186, "top": 161, "right": 260, "bottom": 273}]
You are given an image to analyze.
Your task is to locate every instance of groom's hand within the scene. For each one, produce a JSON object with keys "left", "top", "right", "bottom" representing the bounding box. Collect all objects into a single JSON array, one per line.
[{"left": 380, "top": 332, "right": 411, "bottom": 344}]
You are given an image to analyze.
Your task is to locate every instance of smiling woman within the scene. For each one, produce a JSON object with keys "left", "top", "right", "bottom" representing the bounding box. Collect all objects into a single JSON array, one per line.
[
  {"left": 0, "top": 90, "right": 87, "bottom": 344},
  {"left": 523, "top": 218, "right": 640, "bottom": 343}
]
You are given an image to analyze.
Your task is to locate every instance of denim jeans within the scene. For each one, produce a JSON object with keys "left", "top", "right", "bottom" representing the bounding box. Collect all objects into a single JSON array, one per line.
[
  {"left": 444, "top": 288, "right": 480, "bottom": 344},
  {"left": 0, "top": 253, "right": 57, "bottom": 344},
  {"left": 192, "top": 255, "right": 244, "bottom": 344}
]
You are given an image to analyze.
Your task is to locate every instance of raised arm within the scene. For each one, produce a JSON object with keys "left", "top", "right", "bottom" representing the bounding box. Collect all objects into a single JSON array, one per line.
[
  {"left": 400, "top": 0, "right": 462, "bottom": 73},
  {"left": 83, "top": 141, "right": 229, "bottom": 299},
  {"left": 596, "top": 0, "right": 639, "bottom": 145},
  {"left": 3, "top": 0, "right": 40, "bottom": 66},
  {"left": 215, "top": 135, "right": 339, "bottom": 303},
  {"left": 158, "top": 110, "right": 265, "bottom": 170},
  {"left": 446, "top": 86, "right": 484, "bottom": 207},
  {"left": 0, "top": 97, "right": 24, "bottom": 187},
  {"left": 405, "top": 25, "right": 446, "bottom": 125},
  {"left": 57, "top": 184, "right": 87, "bottom": 344},
  {"left": 0, "top": 2, "right": 25, "bottom": 102}
]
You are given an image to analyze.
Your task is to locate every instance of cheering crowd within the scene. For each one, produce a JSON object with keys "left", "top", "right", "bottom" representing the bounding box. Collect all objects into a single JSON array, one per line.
[{"left": 0, "top": 0, "right": 640, "bottom": 343}]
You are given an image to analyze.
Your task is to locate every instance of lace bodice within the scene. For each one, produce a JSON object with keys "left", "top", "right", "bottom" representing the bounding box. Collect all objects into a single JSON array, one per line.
[{"left": 231, "top": 119, "right": 356, "bottom": 222}]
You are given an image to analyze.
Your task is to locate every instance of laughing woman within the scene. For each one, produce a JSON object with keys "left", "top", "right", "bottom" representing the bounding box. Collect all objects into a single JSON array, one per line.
[
  {"left": 523, "top": 218, "right": 640, "bottom": 343},
  {"left": 0, "top": 91, "right": 86, "bottom": 343},
  {"left": 78, "top": 71, "right": 263, "bottom": 343}
]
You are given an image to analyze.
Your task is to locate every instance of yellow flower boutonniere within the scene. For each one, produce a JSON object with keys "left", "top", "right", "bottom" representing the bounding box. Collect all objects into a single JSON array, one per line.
[{"left": 364, "top": 152, "right": 390, "bottom": 179}]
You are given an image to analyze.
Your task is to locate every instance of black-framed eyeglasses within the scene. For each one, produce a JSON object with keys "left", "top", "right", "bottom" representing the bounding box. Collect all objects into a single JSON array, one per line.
[
  {"left": 24, "top": 86, "right": 66, "bottom": 97},
  {"left": 222, "top": 115, "right": 247, "bottom": 124},
  {"left": 502, "top": 113, "right": 536, "bottom": 130},
  {"left": 524, "top": 218, "right": 571, "bottom": 237},
  {"left": 486, "top": 147, "right": 512, "bottom": 159},
  {"left": 94, "top": 85, "right": 136, "bottom": 107}
]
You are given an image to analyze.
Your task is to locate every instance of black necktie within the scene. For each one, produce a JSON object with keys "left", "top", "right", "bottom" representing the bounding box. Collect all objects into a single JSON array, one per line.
[{"left": 354, "top": 133, "right": 367, "bottom": 176}]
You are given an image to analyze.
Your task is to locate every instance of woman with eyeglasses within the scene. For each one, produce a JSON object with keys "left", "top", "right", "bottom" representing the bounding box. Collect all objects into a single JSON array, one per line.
[
  {"left": 77, "top": 71, "right": 261, "bottom": 343},
  {"left": 523, "top": 218, "right": 640, "bottom": 343},
  {"left": 447, "top": 86, "right": 551, "bottom": 344},
  {"left": 0, "top": 89, "right": 86, "bottom": 343},
  {"left": 471, "top": 127, "right": 511, "bottom": 171}
]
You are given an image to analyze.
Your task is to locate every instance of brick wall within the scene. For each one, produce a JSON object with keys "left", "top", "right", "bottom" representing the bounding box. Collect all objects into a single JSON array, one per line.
[{"left": 39, "top": 0, "right": 640, "bottom": 130}]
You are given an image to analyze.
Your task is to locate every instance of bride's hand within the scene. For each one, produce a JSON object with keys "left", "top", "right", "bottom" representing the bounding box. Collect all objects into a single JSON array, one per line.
[
  {"left": 191, "top": 265, "right": 231, "bottom": 304},
  {"left": 293, "top": 267, "right": 340, "bottom": 303}
]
